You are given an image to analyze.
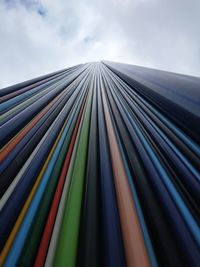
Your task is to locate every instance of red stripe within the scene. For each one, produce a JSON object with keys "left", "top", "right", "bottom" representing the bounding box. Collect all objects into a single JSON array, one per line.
[{"left": 33, "top": 94, "right": 86, "bottom": 267}]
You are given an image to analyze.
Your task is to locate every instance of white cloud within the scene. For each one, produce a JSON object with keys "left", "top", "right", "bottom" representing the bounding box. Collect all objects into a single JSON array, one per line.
[{"left": 0, "top": 0, "right": 200, "bottom": 87}]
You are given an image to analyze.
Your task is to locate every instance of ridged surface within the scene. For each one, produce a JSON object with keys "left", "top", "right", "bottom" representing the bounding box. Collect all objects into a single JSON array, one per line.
[{"left": 0, "top": 61, "right": 200, "bottom": 267}]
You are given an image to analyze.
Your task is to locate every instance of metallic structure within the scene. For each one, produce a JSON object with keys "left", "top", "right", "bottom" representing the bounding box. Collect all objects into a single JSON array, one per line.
[{"left": 0, "top": 61, "right": 200, "bottom": 267}]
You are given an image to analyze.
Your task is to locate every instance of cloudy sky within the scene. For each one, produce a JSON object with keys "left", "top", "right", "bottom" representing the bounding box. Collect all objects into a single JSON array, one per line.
[{"left": 0, "top": 0, "right": 200, "bottom": 87}]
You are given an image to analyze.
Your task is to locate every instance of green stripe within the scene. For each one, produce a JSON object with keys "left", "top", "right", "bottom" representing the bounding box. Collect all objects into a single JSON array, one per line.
[
  {"left": 53, "top": 85, "right": 93, "bottom": 267},
  {"left": 17, "top": 88, "right": 86, "bottom": 266}
]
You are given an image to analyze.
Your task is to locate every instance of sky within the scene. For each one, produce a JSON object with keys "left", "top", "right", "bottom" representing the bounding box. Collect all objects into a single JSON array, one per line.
[{"left": 0, "top": 0, "right": 200, "bottom": 87}]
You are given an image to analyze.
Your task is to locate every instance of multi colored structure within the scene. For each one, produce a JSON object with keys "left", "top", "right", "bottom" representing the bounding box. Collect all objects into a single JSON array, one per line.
[{"left": 0, "top": 61, "right": 200, "bottom": 267}]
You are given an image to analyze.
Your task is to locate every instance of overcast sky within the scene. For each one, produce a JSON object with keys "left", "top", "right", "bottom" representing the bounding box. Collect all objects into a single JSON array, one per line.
[{"left": 0, "top": 0, "right": 200, "bottom": 87}]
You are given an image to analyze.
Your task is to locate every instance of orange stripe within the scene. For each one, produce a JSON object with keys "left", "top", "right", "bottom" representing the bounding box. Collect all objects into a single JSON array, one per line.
[
  {"left": 0, "top": 114, "right": 68, "bottom": 264},
  {"left": 101, "top": 79, "right": 150, "bottom": 267},
  {"left": 0, "top": 90, "right": 64, "bottom": 162}
]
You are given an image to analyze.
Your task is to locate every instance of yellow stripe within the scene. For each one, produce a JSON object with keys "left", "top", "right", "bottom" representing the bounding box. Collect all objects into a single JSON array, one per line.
[{"left": 0, "top": 116, "right": 68, "bottom": 264}]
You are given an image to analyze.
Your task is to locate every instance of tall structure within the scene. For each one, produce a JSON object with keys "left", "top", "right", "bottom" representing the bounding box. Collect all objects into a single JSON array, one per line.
[{"left": 0, "top": 62, "right": 200, "bottom": 267}]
